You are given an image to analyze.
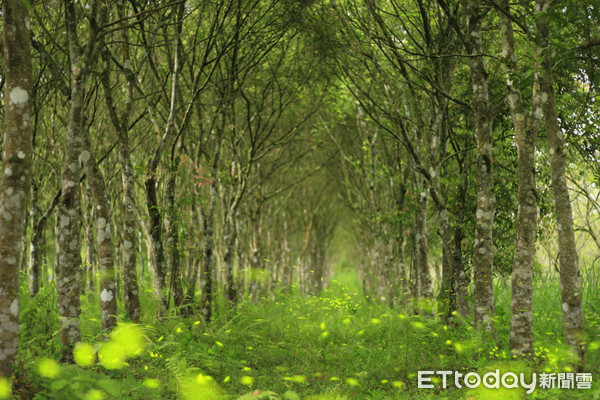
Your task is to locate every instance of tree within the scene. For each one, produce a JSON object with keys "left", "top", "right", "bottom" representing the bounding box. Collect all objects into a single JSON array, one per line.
[
  {"left": 536, "top": 0, "right": 586, "bottom": 369},
  {"left": 496, "top": 0, "right": 542, "bottom": 359},
  {"left": 0, "top": 0, "right": 33, "bottom": 377},
  {"left": 56, "top": 0, "right": 105, "bottom": 353}
]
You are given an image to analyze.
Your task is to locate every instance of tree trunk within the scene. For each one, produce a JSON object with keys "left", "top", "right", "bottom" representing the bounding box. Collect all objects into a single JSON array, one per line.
[
  {"left": 0, "top": 0, "right": 33, "bottom": 376},
  {"left": 57, "top": 3, "right": 86, "bottom": 354},
  {"left": 200, "top": 199, "right": 215, "bottom": 323},
  {"left": 499, "top": 2, "right": 542, "bottom": 359},
  {"left": 101, "top": 0, "right": 144, "bottom": 322},
  {"left": 464, "top": 0, "right": 496, "bottom": 331},
  {"left": 416, "top": 189, "right": 433, "bottom": 298},
  {"left": 119, "top": 153, "right": 141, "bottom": 321},
  {"left": 165, "top": 164, "right": 184, "bottom": 311},
  {"left": 143, "top": 0, "right": 186, "bottom": 314},
  {"left": 81, "top": 128, "right": 118, "bottom": 330},
  {"left": 57, "top": 0, "right": 105, "bottom": 358},
  {"left": 223, "top": 215, "right": 239, "bottom": 305},
  {"left": 29, "top": 221, "right": 44, "bottom": 297},
  {"left": 84, "top": 209, "right": 96, "bottom": 292},
  {"left": 29, "top": 191, "right": 61, "bottom": 296},
  {"left": 145, "top": 177, "right": 168, "bottom": 311},
  {"left": 200, "top": 134, "right": 223, "bottom": 322},
  {"left": 536, "top": 0, "right": 586, "bottom": 368}
]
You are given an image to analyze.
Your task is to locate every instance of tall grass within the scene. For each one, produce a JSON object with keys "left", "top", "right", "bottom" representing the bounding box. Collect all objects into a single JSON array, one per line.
[{"left": 13, "top": 270, "right": 600, "bottom": 399}]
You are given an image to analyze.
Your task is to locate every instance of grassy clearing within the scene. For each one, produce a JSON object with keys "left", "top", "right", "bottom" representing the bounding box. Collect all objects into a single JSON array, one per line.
[{"left": 8, "top": 272, "right": 600, "bottom": 399}]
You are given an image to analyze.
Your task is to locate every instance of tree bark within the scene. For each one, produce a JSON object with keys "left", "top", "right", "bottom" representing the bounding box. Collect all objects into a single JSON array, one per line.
[
  {"left": 0, "top": 0, "right": 33, "bottom": 376},
  {"left": 223, "top": 217, "right": 239, "bottom": 306},
  {"left": 165, "top": 163, "right": 184, "bottom": 311},
  {"left": 200, "top": 134, "right": 223, "bottom": 322},
  {"left": 84, "top": 212, "right": 96, "bottom": 292},
  {"left": 81, "top": 128, "right": 118, "bottom": 330},
  {"left": 464, "top": 0, "right": 496, "bottom": 331},
  {"left": 143, "top": 0, "right": 185, "bottom": 314},
  {"left": 99, "top": 0, "right": 144, "bottom": 322},
  {"left": 499, "top": 1, "right": 542, "bottom": 359},
  {"left": 536, "top": 0, "right": 586, "bottom": 368},
  {"left": 416, "top": 188, "right": 433, "bottom": 298},
  {"left": 57, "top": 0, "right": 104, "bottom": 353}
]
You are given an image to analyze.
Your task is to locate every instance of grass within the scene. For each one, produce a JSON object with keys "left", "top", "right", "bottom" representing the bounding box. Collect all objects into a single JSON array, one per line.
[{"left": 7, "top": 270, "right": 600, "bottom": 399}]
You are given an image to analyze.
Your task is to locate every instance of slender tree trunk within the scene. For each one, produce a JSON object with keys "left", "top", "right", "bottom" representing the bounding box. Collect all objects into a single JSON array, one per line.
[
  {"left": 200, "top": 199, "right": 215, "bottom": 322},
  {"left": 464, "top": 0, "right": 496, "bottom": 331},
  {"left": 223, "top": 219, "right": 238, "bottom": 305},
  {"left": 57, "top": 0, "right": 106, "bottom": 352},
  {"left": 100, "top": 1, "right": 144, "bottom": 322},
  {"left": 499, "top": 2, "right": 542, "bottom": 358},
  {"left": 165, "top": 164, "right": 184, "bottom": 310},
  {"left": 143, "top": 0, "right": 186, "bottom": 313},
  {"left": 145, "top": 177, "right": 168, "bottom": 311},
  {"left": 200, "top": 135, "right": 223, "bottom": 322},
  {"left": 29, "top": 191, "right": 61, "bottom": 296},
  {"left": 536, "top": 0, "right": 586, "bottom": 368},
  {"left": 182, "top": 203, "right": 203, "bottom": 316},
  {"left": 119, "top": 153, "right": 141, "bottom": 321},
  {"left": 0, "top": 0, "right": 33, "bottom": 376},
  {"left": 416, "top": 189, "right": 432, "bottom": 298},
  {"left": 57, "top": 2, "right": 87, "bottom": 354},
  {"left": 29, "top": 222, "right": 44, "bottom": 297},
  {"left": 84, "top": 209, "right": 95, "bottom": 292},
  {"left": 81, "top": 128, "right": 118, "bottom": 330}
]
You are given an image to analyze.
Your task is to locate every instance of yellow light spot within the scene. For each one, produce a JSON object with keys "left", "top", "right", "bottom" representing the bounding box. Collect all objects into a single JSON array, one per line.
[
  {"left": 411, "top": 321, "right": 425, "bottom": 329},
  {"left": 283, "top": 375, "right": 306, "bottom": 383},
  {"left": 223, "top": 376, "right": 230, "bottom": 383},
  {"left": 83, "top": 389, "right": 105, "bottom": 400},
  {"left": 215, "top": 341, "right": 223, "bottom": 347},
  {"left": 143, "top": 378, "right": 161, "bottom": 389},
  {"left": 98, "top": 342, "right": 126, "bottom": 370},
  {"left": 0, "top": 378, "right": 11, "bottom": 399},
  {"left": 454, "top": 343, "right": 464, "bottom": 353},
  {"left": 74, "top": 342, "right": 96, "bottom": 367},
  {"left": 197, "top": 373, "right": 213, "bottom": 385},
  {"left": 346, "top": 378, "right": 359, "bottom": 386},
  {"left": 240, "top": 376, "right": 254, "bottom": 386},
  {"left": 111, "top": 323, "right": 146, "bottom": 357},
  {"left": 38, "top": 358, "right": 60, "bottom": 378}
]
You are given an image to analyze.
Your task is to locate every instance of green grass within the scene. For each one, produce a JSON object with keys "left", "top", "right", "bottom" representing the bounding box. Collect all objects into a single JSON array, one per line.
[{"left": 8, "top": 274, "right": 600, "bottom": 399}]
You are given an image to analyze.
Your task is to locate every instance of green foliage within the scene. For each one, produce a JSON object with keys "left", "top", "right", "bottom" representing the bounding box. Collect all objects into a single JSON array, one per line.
[{"left": 13, "top": 276, "right": 600, "bottom": 399}]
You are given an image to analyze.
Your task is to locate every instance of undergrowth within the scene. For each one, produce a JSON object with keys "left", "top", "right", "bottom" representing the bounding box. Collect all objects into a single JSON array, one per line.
[{"left": 5, "top": 274, "right": 600, "bottom": 399}]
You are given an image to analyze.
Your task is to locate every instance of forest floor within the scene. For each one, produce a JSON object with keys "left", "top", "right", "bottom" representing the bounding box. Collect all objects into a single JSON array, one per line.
[{"left": 11, "top": 271, "right": 600, "bottom": 400}]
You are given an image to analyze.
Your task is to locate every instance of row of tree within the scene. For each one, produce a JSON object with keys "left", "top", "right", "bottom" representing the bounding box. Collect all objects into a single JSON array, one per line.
[
  {"left": 0, "top": 0, "right": 598, "bottom": 378},
  {"left": 322, "top": 0, "right": 598, "bottom": 369},
  {"left": 0, "top": 0, "right": 340, "bottom": 375}
]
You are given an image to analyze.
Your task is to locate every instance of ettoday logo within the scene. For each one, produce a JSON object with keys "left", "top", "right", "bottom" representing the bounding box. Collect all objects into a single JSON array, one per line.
[{"left": 418, "top": 370, "right": 593, "bottom": 394}]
